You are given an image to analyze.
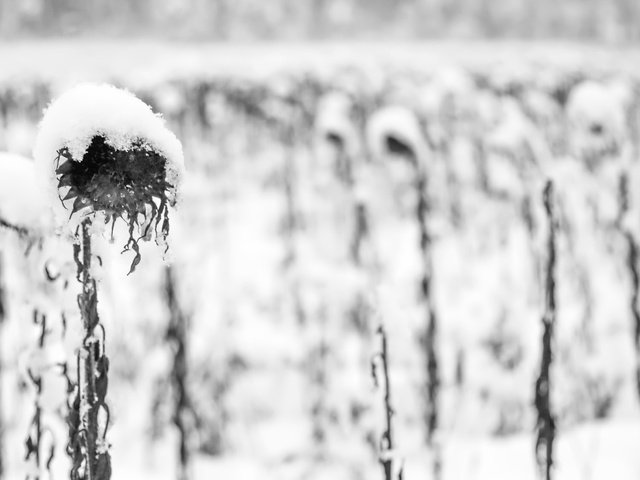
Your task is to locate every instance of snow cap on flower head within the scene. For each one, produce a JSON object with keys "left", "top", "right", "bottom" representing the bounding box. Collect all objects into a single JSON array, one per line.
[
  {"left": 566, "top": 80, "right": 627, "bottom": 137},
  {"left": 316, "top": 91, "right": 359, "bottom": 155},
  {"left": 34, "top": 83, "right": 185, "bottom": 272}
]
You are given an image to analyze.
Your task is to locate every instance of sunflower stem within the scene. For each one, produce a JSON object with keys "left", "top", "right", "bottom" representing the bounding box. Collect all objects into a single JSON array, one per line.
[
  {"left": 165, "top": 266, "right": 191, "bottom": 480},
  {"left": 535, "top": 180, "right": 557, "bottom": 480},
  {"left": 74, "top": 218, "right": 111, "bottom": 480}
]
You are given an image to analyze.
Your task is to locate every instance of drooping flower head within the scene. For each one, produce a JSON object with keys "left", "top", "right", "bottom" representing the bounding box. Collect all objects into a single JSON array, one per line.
[
  {"left": 34, "top": 83, "right": 184, "bottom": 272},
  {"left": 366, "top": 105, "right": 428, "bottom": 165}
]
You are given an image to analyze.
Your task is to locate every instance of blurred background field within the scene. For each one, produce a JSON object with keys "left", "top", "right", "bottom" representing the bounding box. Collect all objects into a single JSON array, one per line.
[{"left": 0, "top": 0, "right": 640, "bottom": 41}]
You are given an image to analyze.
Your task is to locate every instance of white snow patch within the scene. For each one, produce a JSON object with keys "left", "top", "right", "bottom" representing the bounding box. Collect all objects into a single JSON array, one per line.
[{"left": 0, "top": 152, "right": 48, "bottom": 233}]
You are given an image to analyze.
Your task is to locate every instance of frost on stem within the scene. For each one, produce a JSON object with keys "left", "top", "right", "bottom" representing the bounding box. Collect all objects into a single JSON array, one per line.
[
  {"left": 67, "top": 220, "right": 111, "bottom": 480},
  {"left": 535, "top": 180, "right": 557, "bottom": 480}
]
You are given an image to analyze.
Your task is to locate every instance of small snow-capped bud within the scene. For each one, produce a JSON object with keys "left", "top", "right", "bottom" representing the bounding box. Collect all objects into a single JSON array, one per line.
[
  {"left": 366, "top": 105, "right": 428, "bottom": 164},
  {"left": 566, "top": 80, "right": 628, "bottom": 166},
  {"left": 316, "top": 91, "right": 359, "bottom": 155}
]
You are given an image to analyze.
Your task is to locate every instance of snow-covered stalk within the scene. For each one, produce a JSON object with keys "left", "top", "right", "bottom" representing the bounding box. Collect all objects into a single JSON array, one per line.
[
  {"left": 351, "top": 199, "right": 369, "bottom": 267},
  {"left": 440, "top": 139, "right": 461, "bottom": 228},
  {"left": 279, "top": 110, "right": 308, "bottom": 326},
  {"left": 414, "top": 159, "right": 439, "bottom": 448},
  {"left": 617, "top": 172, "right": 640, "bottom": 397},
  {"left": 371, "top": 325, "right": 402, "bottom": 480},
  {"left": 367, "top": 105, "right": 440, "bottom": 466},
  {"left": 68, "top": 218, "right": 110, "bottom": 480},
  {"left": 473, "top": 132, "right": 490, "bottom": 196},
  {"left": 535, "top": 180, "right": 557, "bottom": 480},
  {"left": 0, "top": 153, "right": 53, "bottom": 480},
  {"left": 34, "top": 83, "right": 184, "bottom": 480},
  {"left": 282, "top": 127, "right": 298, "bottom": 271},
  {"left": 310, "top": 308, "right": 329, "bottom": 453},
  {"left": 25, "top": 311, "right": 55, "bottom": 480},
  {"left": 0, "top": 218, "right": 29, "bottom": 237},
  {"left": 164, "top": 266, "right": 191, "bottom": 480},
  {"left": 415, "top": 158, "right": 443, "bottom": 480}
]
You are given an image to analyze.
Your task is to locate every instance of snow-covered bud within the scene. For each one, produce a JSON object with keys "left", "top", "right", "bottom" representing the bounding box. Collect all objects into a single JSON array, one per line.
[
  {"left": 566, "top": 80, "right": 628, "bottom": 167},
  {"left": 366, "top": 105, "right": 428, "bottom": 165},
  {"left": 316, "top": 91, "right": 358, "bottom": 154}
]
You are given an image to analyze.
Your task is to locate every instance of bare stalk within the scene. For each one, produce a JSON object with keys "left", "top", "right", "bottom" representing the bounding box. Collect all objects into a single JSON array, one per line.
[
  {"left": 25, "top": 311, "right": 55, "bottom": 480},
  {"left": 535, "top": 180, "right": 557, "bottom": 480},
  {"left": 372, "top": 325, "right": 403, "bottom": 480},
  {"left": 618, "top": 172, "right": 640, "bottom": 398},
  {"left": 414, "top": 159, "right": 440, "bottom": 447},
  {"left": 281, "top": 118, "right": 307, "bottom": 327},
  {"left": 415, "top": 158, "right": 442, "bottom": 479},
  {"left": 310, "top": 308, "right": 329, "bottom": 455},
  {"left": 165, "top": 266, "right": 191, "bottom": 480},
  {"left": 69, "top": 218, "right": 111, "bottom": 480}
]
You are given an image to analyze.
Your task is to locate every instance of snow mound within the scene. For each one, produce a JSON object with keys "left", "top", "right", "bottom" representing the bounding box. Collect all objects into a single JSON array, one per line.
[
  {"left": 486, "top": 98, "right": 547, "bottom": 167},
  {"left": 0, "top": 152, "right": 48, "bottom": 233},
  {"left": 34, "top": 82, "right": 184, "bottom": 193},
  {"left": 566, "top": 80, "right": 627, "bottom": 165},
  {"left": 566, "top": 81, "right": 627, "bottom": 136}
]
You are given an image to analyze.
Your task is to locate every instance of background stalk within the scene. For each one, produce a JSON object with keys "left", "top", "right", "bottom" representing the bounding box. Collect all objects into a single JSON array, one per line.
[{"left": 535, "top": 180, "right": 557, "bottom": 480}]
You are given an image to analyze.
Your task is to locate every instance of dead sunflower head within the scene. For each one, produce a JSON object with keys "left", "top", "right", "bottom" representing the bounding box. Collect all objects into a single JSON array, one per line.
[
  {"left": 34, "top": 83, "right": 184, "bottom": 273},
  {"left": 56, "top": 136, "right": 176, "bottom": 272}
]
